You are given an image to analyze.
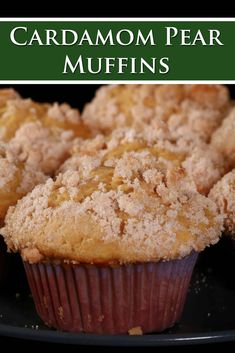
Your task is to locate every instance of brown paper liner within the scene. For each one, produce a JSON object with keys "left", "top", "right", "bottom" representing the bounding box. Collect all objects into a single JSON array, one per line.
[{"left": 24, "top": 252, "right": 198, "bottom": 334}]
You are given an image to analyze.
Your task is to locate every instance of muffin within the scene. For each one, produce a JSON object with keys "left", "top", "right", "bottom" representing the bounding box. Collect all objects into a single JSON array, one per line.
[
  {"left": 0, "top": 143, "right": 47, "bottom": 226},
  {"left": 1, "top": 136, "right": 222, "bottom": 334},
  {"left": 211, "top": 107, "right": 235, "bottom": 169},
  {"left": 0, "top": 143, "right": 47, "bottom": 285},
  {"left": 209, "top": 169, "right": 235, "bottom": 237},
  {"left": 0, "top": 89, "right": 20, "bottom": 109},
  {"left": 0, "top": 91, "right": 91, "bottom": 175},
  {"left": 0, "top": 94, "right": 49, "bottom": 141},
  {"left": 60, "top": 129, "right": 226, "bottom": 195},
  {"left": 82, "top": 84, "right": 230, "bottom": 142}
]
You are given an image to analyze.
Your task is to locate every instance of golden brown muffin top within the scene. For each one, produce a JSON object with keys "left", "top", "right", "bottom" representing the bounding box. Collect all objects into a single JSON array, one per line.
[
  {"left": 0, "top": 89, "right": 20, "bottom": 109},
  {"left": 60, "top": 128, "right": 226, "bottom": 195},
  {"left": 0, "top": 89, "right": 91, "bottom": 175},
  {"left": 0, "top": 96, "right": 90, "bottom": 141},
  {"left": 209, "top": 169, "right": 235, "bottom": 236},
  {"left": 82, "top": 84, "right": 230, "bottom": 142},
  {"left": 0, "top": 143, "right": 47, "bottom": 225},
  {"left": 1, "top": 130, "right": 222, "bottom": 264},
  {"left": 211, "top": 107, "right": 235, "bottom": 169}
]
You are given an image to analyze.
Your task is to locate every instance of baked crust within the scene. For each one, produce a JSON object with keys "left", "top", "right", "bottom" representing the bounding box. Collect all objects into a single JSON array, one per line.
[
  {"left": 0, "top": 143, "right": 47, "bottom": 224},
  {"left": 0, "top": 92, "right": 91, "bottom": 175},
  {"left": 1, "top": 131, "right": 222, "bottom": 264},
  {"left": 60, "top": 128, "right": 226, "bottom": 196},
  {"left": 82, "top": 84, "right": 230, "bottom": 142},
  {"left": 211, "top": 107, "right": 235, "bottom": 169},
  {"left": 0, "top": 89, "right": 20, "bottom": 109},
  {"left": 209, "top": 169, "right": 235, "bottom": 236}
]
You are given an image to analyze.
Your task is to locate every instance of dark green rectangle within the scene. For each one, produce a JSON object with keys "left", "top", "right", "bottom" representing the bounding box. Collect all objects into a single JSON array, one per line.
[{"left": 0, "top": 21, "right": 233, "bottom": 80}]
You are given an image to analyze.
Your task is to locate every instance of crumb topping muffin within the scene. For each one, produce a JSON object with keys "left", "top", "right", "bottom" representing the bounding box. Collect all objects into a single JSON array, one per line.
[
  {"left": 82, "top": 84, "right": 230, "bottom": 142},
  {"left": 0, "top": 89, "right": 20, "bottom": 110},
  {"left": 211, "top": 107, "right": 235, "bottom": 169},
  {"left": 8, "top": 120, "right": 82, "bottom": 176},
  {"left": 60, "top": 129, "right": 226, "bottom": 195},
  {"left": 0, "top": 93, "right": 91, "bottom": 175},
  {"left": 209, "top": 169, "right": 235, "bottom": 236},
  {"left": 1, "top": 132, "right": 222, "bottom": 264},
  {"left": 0, "top": 143, "right": 47, "bottom": 225},
  {"left": 0, "top": 98, "right": 49, "bottom": 141},
  {"left": 181, "top": 144, "right": 227, "bottom": 195}
]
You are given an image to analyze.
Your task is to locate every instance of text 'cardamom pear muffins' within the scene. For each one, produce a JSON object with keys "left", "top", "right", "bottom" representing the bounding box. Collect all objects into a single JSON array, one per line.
[
  {"left": 82, "top": 84, "right": 230, "bottom": 142},
  {"left": 1, "top": 133, "right": 223, "bottom": 334},
  {"left": 0, "top": 89, "right": 92, "bottom": 175}
]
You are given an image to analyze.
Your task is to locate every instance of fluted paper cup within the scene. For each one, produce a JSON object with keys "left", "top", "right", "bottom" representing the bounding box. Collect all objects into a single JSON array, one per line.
[{"left": 24, "top": 252, "right": 198, "bottom": 334}]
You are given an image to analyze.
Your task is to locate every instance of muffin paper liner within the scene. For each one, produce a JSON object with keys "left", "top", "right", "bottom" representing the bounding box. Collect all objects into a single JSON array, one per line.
[{"left": 24, "top": 252, "right": 198, "bottom": 334}]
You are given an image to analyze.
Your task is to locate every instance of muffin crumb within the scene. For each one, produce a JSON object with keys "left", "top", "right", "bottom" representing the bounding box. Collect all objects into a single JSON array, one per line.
[{"left": 128, "top": 326, "right": 143, "bottom": 335}]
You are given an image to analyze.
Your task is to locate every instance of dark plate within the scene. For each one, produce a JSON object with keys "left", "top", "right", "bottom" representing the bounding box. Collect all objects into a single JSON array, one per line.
[{"left": 0, "top": 238, "right": 235, "bottom": 346}]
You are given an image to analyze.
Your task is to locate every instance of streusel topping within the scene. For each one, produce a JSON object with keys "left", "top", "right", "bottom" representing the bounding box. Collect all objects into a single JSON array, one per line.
[
  {"left": 0, "top": 89, "right": 20, "bottom": 110},
  {"left": 82, "top": 84, "right": 230, "bottom": 142},
  {"left": 60, "top": 128, "right": 226, "bottom": 195},
  {"left": 0, "top": 91, "right": 91, "bottom": 174},
  {"left": 209, "top": 169, "right": 235, "bottom": 236},
  {"left": 211, "top": 107, "right": 235, "bottom": 169},
  {"left": 1, "top": 132, "right": 222, "bottom": 264},
  {"left": 0, "top": 143, "right": 47, "bottom": 224}
]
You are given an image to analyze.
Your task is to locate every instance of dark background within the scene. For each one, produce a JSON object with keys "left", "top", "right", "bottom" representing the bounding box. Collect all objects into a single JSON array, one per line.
[
  {"left": 0, "top": 85, "right": 234, "bottom": 111},
  {"left": 0, "top": 85, "right": 102, "bottom": 111},
  {"left": 0, "top": 7, "right": 234, "bottom": 18}
]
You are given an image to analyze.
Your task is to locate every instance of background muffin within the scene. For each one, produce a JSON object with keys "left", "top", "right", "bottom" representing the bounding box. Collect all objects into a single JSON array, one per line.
[
  {"left": 209, "top": 169, "right": 235, "bottom": 237},
  {"left": 0, "top": 143, "right": 46, "bottom": 226},
  {"left": 0, "top": 90, "right": 92, "bottom": 175},
  {"left": 0, "top": 89, "right": 20, "bottom": 109},
  {"left": 82, "top": 84, "right": 230, "bottom": 142},
  {"left": 211, "top": 107, "right": 235, "bottom": 170}
]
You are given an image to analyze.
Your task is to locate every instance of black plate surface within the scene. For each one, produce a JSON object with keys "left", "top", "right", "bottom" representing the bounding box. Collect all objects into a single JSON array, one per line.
[{"left": 0, "top": 238, "right": 235, "bottom": 346}]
